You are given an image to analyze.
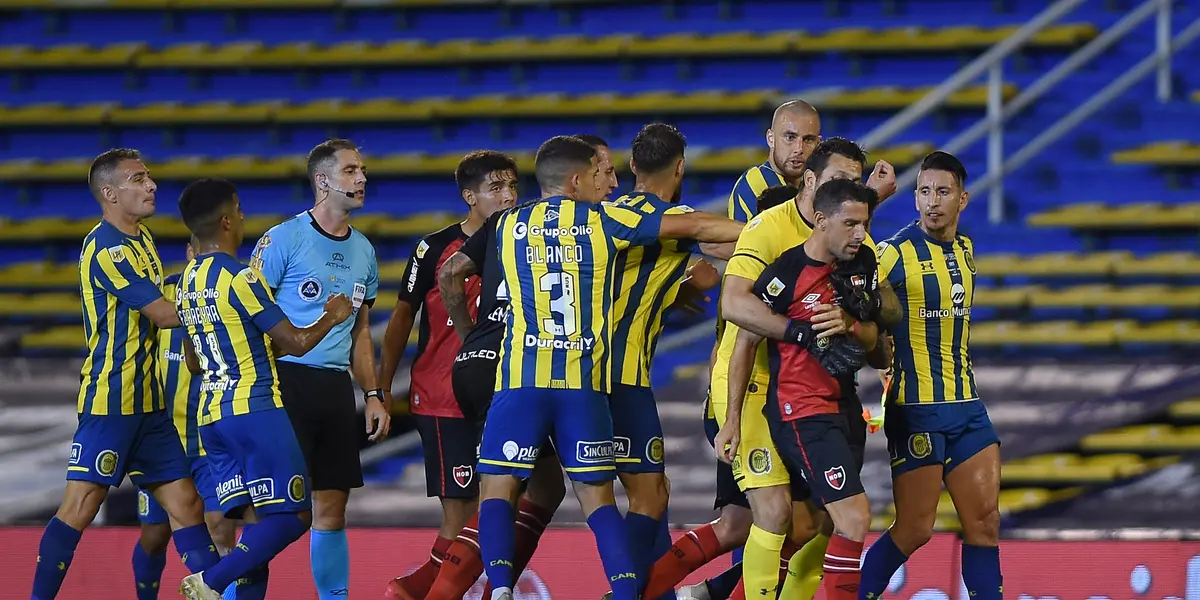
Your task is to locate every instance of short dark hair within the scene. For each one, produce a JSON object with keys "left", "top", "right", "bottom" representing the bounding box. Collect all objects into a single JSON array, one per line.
[
  {"left": 805, "top": 137, "right": 867, "bottom": 182},
  {"left": 178, "top": 178, "right": 239, "bottom": 240},
  {"left": 573, "top": 134, "right": 609, "bottom": 149},
  {"left": 455, "top": 150, "right": 519, "bottom": 192},
  {"left": 756, "top": 185, "right": 798, "bottom": 214},
  {"left": 813, "top": 178, "right": 877, "bottom": 219},
  {"left": 88, "top": 148, "right": 142, "bottom": 198},
  {"left": 534, "top": 136, "right": 596, "bottom": 191},
  {"left": 631, "top": 123, "right": 687, "bottom": 174},
  {"left": 306, "top": 139, "right": 358, "bottom": 185},
  {"left": 919, "top": 151, "right": 968, "bottom": 188}
]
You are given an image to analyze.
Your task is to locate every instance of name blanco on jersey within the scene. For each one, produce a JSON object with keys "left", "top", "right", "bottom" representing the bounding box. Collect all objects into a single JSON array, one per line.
[
  {"left": 180, "top": 305, "right": 221, "bottom": 327},
  {"left": 524, "top": 335, "right": 595, "bottom": 351},
  {"left": 526, "top": 245, "right": 585, "bottom": 265}
]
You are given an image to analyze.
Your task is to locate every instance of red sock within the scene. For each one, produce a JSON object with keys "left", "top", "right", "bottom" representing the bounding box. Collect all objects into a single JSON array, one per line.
[
  {"left": 398, "top": 535, "right": 454, "bottom": 597},
  {"left": 822, "top": 535, "right": 864, "bottom": 600},
  {"left": 426, "top": 515, "right": 482, "bottom": 600},
  {"left": 780, "top": 540, "right": 800, "bottom": 585},
  {"left": 643, "top": 523, "right": 725, "bottom": 599},
  {"left": 484, "top": 498, "right": 556, "bottom": 597},
  {"left": 731, "top": 576, "right": 747, "bottom": 600}
]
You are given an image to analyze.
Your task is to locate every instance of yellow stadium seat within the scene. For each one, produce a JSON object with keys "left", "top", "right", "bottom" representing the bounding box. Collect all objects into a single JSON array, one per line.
[
  {"left": 1030, "top": 284, "right": 1200, "bottom": 309},
  {"left": 0, "top": 261, "right": 78, "bottom": 288},
  {"left": 1002, "top": 453, "right": 1149, "bottom": 485},
  {"left": 0, "top": 293, "right": 81, "bottom": 318},
  {"left": 1169, "top": 398, "right": 1200, "bottom": 420},
  {"left": 969, "top": 320, "right": 1121, "bottom": 346},
  {"left": 1111, "top": 141, "right": 1200, "bottom": 167},
  {"left": 1113, "top": 252, "right": 1200, "bottom": 277},
  {"left": 135, "top": 41, "right": 262, "bottom": 69},
  {"left": 820, "top": 84, "right": 1017, "bottom": 111},
  {"left": 0, "top": 102, "right": 112, "bottom": 127},
  {"left": 371, "top": 213, "right": 460, "bottom": 239},
  {"left": 975, "top": 251, "right": 1127, "bottom": 278},
  {"left": 1029, "top": 201, "right": 1200, "bottom": 229},
  {"left": 20, "top": 326, "right": 85, "bottom": 351},
  {"left": 7, "top": 43, "right": 143, "bottom": 69},
  {"left": 1081, "top": 424, "right": 1200, "bottom": 453},
  {"left": 1114, "top": 320, "right": 1200, "bottom": 345},
  {"left": 973, "top": 285, "right": 1040, "bottom": 308},
  {"left": 110, "top": 101, "right": 280, "bottom": 126}
]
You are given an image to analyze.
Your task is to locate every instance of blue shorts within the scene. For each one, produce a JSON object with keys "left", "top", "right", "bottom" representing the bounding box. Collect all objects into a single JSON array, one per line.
[
  {"left": 138, "top": 455, "right": 223, "bottom": 525},
  {"left": 200, "top": 408, "right": 311, "bottom": 518},
  {"left": 67, "top": 411, "right": 190, "bottom": 488},
  {"left": 609, "top": 384, "right": 665, "bottom": 474},
  {"left": 885, "top": 401, "right": 1000, "bottom": 477},
  {"left": 478, "top": 388, "right": 615, "bottom": 483}
]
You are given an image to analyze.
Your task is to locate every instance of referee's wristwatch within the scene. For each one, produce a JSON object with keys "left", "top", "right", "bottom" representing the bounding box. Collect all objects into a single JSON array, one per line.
[{"left": 364, "top": 388, "right": 384, "bottom": 404}]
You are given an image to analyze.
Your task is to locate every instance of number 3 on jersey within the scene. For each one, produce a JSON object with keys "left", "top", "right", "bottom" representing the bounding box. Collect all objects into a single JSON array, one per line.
[
  {"left": 191, "top": 332, "right": 229, "bottom": 377},
  {"left": 539, "top": 271, "right": 578, "bottom": 337}
]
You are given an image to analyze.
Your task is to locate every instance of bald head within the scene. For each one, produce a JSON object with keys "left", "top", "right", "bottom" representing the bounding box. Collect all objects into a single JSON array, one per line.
[
  {"left": 772, "top": 99, "right": 819, "bottom": 128},
  {"left": 766, "top": 99, "right": 821, "bottom": 183}
]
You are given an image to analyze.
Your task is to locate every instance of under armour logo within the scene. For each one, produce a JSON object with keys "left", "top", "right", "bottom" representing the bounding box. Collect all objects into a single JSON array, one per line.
[{"left": 328, "top": 588, "right": 349, "bottom": 596}]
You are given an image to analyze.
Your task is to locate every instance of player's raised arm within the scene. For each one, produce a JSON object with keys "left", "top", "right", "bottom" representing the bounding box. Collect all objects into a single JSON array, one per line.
[
  {"left": 658, "top": 211, "right": 744, "bottom": 244},
  {"left": 438, "top": 251, "right": 480, "bottom": 342},
  {"left": 90, "top": 243, "right": 180, "bottom": 328}
]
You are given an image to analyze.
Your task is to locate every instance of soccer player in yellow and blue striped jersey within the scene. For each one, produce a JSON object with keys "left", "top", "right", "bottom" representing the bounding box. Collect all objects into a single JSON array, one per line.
[
  {"left": 31, "top": 150, "right": 225, "bottom": 600},
  {"left": 608, "top": 123, "right": 733, "bottom": 595},
  {"left": 132, "top": 243, "right": 241, "bottom": 600},
  {"left": 860, "top": 151, "right": 1002, "bottom": 600},
  {"left": 173, "top": 178, "right": 355, "bottom": 600},
  {"left": 474, "top": 135, "right": 744, "bottom": 600},
  {"left": 727, "top": 100, "right": 821, "bottom": 222}
]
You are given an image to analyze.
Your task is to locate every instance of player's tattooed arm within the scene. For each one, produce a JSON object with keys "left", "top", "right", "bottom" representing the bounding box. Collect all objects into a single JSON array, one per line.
[
  {"left": 866, "top": 333, "right": 892, "bottom": 370},
  {"left": 877, "top": 279, "right": 903, "bottom": 327},
  {"left": 437, "top": 251, "right": 479, "bottom": 342}
]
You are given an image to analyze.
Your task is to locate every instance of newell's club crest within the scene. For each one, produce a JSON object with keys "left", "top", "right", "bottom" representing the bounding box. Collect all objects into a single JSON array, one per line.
[
  {"left": 453, "top": 465, "right": 474, "bottom": 489},
  {"left": 824, "top": 465, "right": 846, "bottom": 491}
]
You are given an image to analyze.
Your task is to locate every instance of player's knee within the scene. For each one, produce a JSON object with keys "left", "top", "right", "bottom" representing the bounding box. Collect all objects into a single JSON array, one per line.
[
  {"left": 890, "top": 520, "right": 935, "bottom": 554},
  {"left": 312, "top": 490, "right": 348, "bottom": 531},
  {"left": 56, "top": 481, "right": 107, "bottom": 530},
  {"left": 526, "top": 457, "right": 567, "bottom": 507},
  {"left": 713, "top": 506, "right": 753, "bottom": 548},
  {"left": 205, "top": 514, "right": 237, "bottom": 553},
  {"left": 960, "top": 506, "right": 1000, "bottom": 546},
  {"left": 749, "top": 493, "right": 792, "bottom": 535},
  {"left": 624, "top": 473, "right": 669, "bottom": 518},
  {"left": 831, "top": 504, "right": 871, "bottom": 543},
  {"left": 139, "top": 522, "right": 172, "bottom": 555}
]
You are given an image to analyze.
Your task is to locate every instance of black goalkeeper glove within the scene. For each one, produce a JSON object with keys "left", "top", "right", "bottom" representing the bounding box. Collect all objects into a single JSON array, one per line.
[
  {"left": 831, "top": 270, "right": 882, "bottom": 323},
  {"left": 809, "top": 335, "right": 867, "bottom": 378}
]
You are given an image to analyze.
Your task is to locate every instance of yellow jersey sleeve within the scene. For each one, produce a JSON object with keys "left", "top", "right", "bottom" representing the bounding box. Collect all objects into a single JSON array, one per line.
[{"left": 724, "top": 211, "right": 786, "bottom": 282}]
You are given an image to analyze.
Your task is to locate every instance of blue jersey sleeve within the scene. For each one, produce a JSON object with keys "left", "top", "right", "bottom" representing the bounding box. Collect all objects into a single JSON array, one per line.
[
  {"left": 250, "top": 228, "right": 289, "bottom": 291},
  {"left": 598, "top": 203, "right": 663, "bottom": 251},
  {"left": 232, "top": 266, "right": 287, "bottom": 333},
  {"left": 91, "top": 243, "right": 162, "bottom": 309}
]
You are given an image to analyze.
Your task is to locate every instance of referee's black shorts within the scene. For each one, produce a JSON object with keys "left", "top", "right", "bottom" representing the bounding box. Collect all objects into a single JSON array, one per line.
[{"left": 276, "top": 361, "right": 365, "bottom": 491}]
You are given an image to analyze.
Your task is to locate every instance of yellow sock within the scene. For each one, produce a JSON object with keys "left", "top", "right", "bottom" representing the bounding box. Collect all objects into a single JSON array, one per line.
[
  {"left": 744, "top": 525, "right": 786, "bottom": 598},
  {"left": 780, "top": 532, "right": 830, "bottom": 600}
]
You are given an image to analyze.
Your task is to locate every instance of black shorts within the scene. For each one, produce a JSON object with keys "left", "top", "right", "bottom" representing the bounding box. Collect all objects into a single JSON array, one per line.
[
  {"left": 452, "top": 349, "right": 557, "bottom": 459},
  {"left": 840, "top": 398, "right": 868, "bottom": 472},
  {"left": 414, "top": 415, "right": 480, "bottom": 499},
  {"left": 768, "top": 412, "right": 865, "bottom": 507},
  {"left": 704, "top": 414, "right": 750, "bottom": 510},
  {"left": 276, "top": 361, "right": 364, "bottom": 491}
]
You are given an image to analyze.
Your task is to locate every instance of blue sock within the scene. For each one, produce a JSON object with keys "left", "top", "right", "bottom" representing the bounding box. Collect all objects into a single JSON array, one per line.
[
  {"left": 961, "top": 543, "right": 1002, "bottom": 600},
  {"left": 201, "top": 513, "right": 308, "bottom": 592},
  {"left": 623, "top": 512, "right": 661, "bottom": 585},
  {"left": 731, "top": 545, "right": 744, "bottom": 565},
  {"left": 31, "top": 517, "right": 82, "bottom": 600},
  {"left": 588, "top": 505, "right": 638, "bottom": 600},
  {"left": 707, "top": 562, "right": 742, "bottom": 600},
  {"left": 310, "top": 529, "right": 350, "bottom": 599},
  {"left": 479, "top": 498, "right": 516, "bottom": 591},
  {"left": 132, "top": 542, "right": 168, "bottom": 599},
  {"left": 172, "top": 523, "right": 221, "bottom": 574},
  {"left": 651, "top": 511, "right": 673, "bottom": 600},
  {"left": 222, "top": 524, "right": 252, "bottom": 600},
  {"left": 233, "top": 565, "right": 270, "bottom": 600},
  {"left": 860, "top": 531, "right": 909, "bottom": 599}
]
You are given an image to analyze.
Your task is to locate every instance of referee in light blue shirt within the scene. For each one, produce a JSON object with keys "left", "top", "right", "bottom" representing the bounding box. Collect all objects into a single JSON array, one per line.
[{"left": 249, "top": 139, "right": 392, "bottom": 599}]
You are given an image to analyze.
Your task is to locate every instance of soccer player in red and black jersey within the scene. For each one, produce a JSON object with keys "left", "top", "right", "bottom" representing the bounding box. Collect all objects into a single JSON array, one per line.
[
  {"left": 378, "top": 150, "right": 519, "bottom": 600},
  {"left": 731, "top": 178, "right": 882, "bottom": 600}
]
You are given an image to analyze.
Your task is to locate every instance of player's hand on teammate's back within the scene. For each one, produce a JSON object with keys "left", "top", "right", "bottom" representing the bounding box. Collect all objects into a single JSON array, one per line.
[
  {"left": 811, "top": 303, "right": 854, "bottom": 339},
  {"left": 687, "top": 259, "right": 721, "bottom": 290},
  {"left": 866, "top": 160, "right": 897, "bottom": 202},
  {"left": 324, "top": 293, "right": 354, "bottom": 324},
  {"left": 364, "top": 395, "right": 391, "bottom": 442}
]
